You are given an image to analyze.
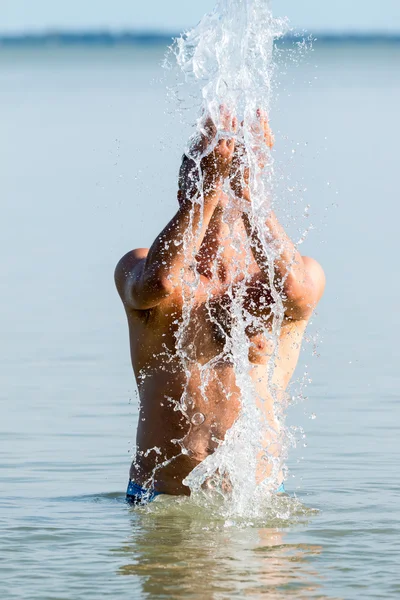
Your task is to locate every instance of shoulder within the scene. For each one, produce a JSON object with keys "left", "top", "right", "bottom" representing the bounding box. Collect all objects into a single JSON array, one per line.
[
  {"left": 302, "top": 256, "right": 326, "bottom": 301},
  {"left": 114, "top": 248, "right": 149, "bottom": 298},
  {"left": 291, "top": 255, "right": 326, "bottom": 321},
  {"left": 282, "top": 256, "right": 326, "bottom": 322}
]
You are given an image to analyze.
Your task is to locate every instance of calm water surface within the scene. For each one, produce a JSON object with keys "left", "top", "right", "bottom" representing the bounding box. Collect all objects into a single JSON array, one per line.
[{"left": 1, "top": 44, "right": 400, "bottom": 598}]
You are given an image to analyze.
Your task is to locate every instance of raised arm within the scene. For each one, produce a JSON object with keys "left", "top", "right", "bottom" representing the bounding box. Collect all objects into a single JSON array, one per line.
[
  {"left": 231, "top": 111, "right": 325, "bottom": 320},
  {"left": 115, "top": 110, "right": 237, "bottom": 310}
]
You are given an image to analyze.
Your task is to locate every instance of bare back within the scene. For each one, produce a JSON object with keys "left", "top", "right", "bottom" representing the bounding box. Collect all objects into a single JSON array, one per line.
[
  {"left": 117, "top": 252, "right": 308, "bottom": 496},
  {"left": 115, "top": 111, "right": 325, "bottom": 496}
]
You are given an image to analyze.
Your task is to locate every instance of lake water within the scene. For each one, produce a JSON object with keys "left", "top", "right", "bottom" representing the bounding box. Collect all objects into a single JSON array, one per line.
[{"left": 1, "top": 42, "right": 400, "bottom": 598}]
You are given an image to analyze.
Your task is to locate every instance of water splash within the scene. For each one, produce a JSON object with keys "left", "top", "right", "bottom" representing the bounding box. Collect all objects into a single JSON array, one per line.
[{"left": 162, "top": 1, "right": 306, "bottom": 518}]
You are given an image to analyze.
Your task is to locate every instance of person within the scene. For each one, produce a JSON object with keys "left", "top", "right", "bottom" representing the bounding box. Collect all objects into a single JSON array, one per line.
[{"left": 115, "top": 108, "right": 326, "bottom": 505}]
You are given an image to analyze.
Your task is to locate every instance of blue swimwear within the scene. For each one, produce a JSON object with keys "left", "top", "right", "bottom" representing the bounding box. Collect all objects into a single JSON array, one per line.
[
  {"left": 126, "top": 480, "right": 286, "bottom": 505},
  {"left": 126, "top": 481, "right": 163, "bottom": 505}
]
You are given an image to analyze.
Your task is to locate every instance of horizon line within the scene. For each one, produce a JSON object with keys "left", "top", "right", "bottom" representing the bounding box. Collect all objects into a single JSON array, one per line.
[{"left": 1, "top": 29, "right": 400, "bottom": 47}]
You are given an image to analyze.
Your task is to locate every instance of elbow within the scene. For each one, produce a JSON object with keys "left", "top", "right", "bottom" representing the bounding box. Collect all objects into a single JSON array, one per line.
[{"left": 285, "top": 259, "right": 326, "bottom": 320}]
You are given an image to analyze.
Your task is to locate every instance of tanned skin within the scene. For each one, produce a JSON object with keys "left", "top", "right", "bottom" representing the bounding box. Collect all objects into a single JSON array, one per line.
[{"left": 115, "top": 109, "right": 325, "bottom": 495}]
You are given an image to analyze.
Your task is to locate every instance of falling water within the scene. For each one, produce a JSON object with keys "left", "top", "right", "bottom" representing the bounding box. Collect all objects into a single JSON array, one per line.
[{"left": 161, "top": 0, "right": 300, "bottom": 518}]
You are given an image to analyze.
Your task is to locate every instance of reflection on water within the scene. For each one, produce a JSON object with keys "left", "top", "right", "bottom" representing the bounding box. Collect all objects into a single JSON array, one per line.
[{"left": 114, "top": 498, "right": 329, "bottom": 599}]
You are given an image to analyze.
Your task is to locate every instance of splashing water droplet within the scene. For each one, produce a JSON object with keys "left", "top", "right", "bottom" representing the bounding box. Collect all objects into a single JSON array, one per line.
[
  {"left": 191, "top": 412, "right": 206, "bottom": 426},
  {"left": 162, "top": 0, "right": 314, "bottom": 520}
]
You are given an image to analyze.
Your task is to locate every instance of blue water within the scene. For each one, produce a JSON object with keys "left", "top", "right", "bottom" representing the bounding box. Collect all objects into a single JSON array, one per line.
[{"left": 1, "top": 43, "right": 400, "bottom": 598}]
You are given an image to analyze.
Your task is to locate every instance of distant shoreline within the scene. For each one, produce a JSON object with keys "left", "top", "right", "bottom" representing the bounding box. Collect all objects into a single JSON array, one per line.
[{"left": 1, "top": 31, "right": 400, "bottom": 48}]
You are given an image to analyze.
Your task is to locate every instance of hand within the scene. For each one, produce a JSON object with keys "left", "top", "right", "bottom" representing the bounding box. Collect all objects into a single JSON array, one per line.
[
  {"left": 201, "top": 109, "right": 237, "bottom": 196},
  {"left": 178, "top": 106, "right": 237, "bottom": 204},
  {"left": 230, "top": 110, "right": 274, "bottom": 203}
]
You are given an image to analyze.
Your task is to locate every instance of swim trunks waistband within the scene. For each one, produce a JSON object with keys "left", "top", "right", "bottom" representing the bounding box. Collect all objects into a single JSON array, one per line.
[{"left": 126, "top": 481, "right": 163, "bottom": 505}]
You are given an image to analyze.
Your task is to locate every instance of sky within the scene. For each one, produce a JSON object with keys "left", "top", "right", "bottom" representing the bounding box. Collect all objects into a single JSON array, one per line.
[{"left": 2, "top": 0, "right": 400, "bottom": 35}]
